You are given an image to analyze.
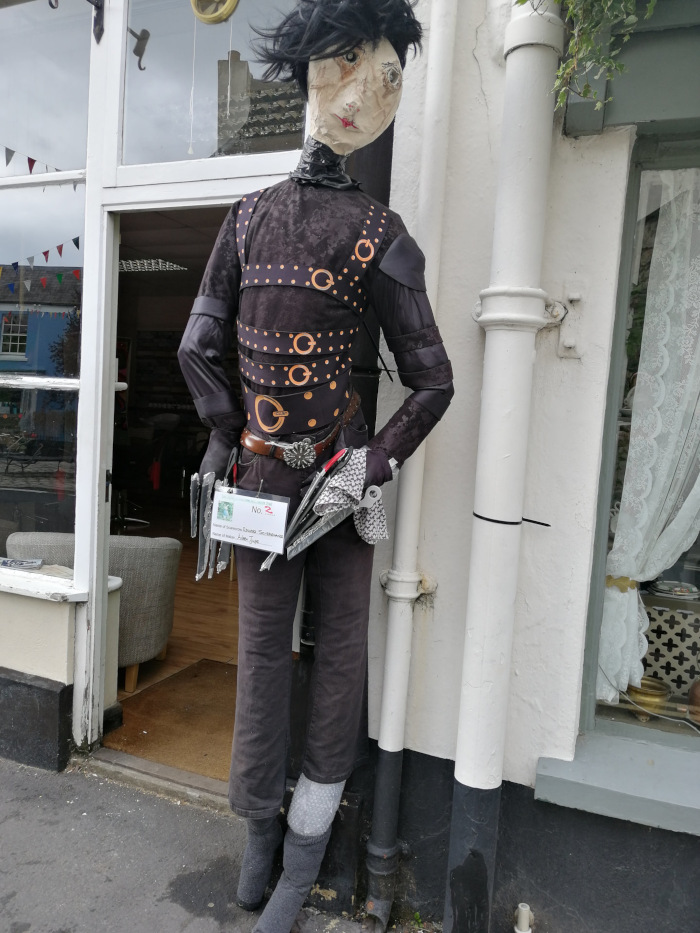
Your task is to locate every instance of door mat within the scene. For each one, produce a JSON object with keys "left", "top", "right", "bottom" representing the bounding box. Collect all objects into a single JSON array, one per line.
[{"left": 102, "top": 659, "right": 236, "bottom": 782}]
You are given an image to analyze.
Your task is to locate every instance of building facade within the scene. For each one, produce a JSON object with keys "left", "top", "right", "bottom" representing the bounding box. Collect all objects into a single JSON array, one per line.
[{"left": 1, "top": 1, "right": 699, "bottom": 931}]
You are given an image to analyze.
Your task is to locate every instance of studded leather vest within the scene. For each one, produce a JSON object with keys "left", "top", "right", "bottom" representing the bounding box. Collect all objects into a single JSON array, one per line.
[{"left": 235, "top": 188, "right": 389, "bottom": 437}]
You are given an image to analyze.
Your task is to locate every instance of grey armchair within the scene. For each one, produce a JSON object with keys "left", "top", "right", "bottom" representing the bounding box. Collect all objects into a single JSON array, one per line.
[{"left": 6, "top": 532, "right": 183, "bottom": 693}]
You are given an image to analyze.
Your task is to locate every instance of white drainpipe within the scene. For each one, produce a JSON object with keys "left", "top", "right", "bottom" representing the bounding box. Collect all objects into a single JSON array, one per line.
[
  {"left": 365, "top": 0, "right": 459, "bottom": 927},
  {"left": 454, "top": 0, "right": 564, "bottom": 804},
  {"left": 444, "top": 4, "right": 564, "bottom": 927},
  {"left": 379, "top": 0, "right": 458, "bottom": 772}
]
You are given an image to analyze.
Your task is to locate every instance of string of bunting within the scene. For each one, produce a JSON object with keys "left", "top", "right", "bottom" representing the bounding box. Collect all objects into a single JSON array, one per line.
[
  {"left": 2, "top": 304, "right": 80, "bottom": 324},
  {"left": 4, "top": 145, "right": 62, "bottom": 175},
  {"left": 0, "top": 236, "right": 81, "bottom": 296}
]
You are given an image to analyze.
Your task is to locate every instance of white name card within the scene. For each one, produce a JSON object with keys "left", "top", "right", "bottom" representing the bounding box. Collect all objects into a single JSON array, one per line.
[{"left": 211, "top": 487, "right": 290, "bottom": 554}]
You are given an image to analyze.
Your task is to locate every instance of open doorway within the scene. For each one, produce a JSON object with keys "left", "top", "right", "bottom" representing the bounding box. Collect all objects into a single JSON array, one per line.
[{"left": 101, "top": 206, "right": 240, "bottom": 783}]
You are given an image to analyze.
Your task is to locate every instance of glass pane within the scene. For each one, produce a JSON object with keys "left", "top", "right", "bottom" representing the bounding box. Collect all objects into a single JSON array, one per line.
[
  {"left": 0, "top": 0, "right": 91, "bottom": 177},
  {"left": 0, "top": 184, "right": 85, "bottom": 377},
  {"left": 123, "top": 0, "right": 304, "bottom": 165},
  {"left": 598, "top": 168, "right": 700, "bottom": 738},
  {"left": 0, "top": 388, "right": 77, "bottom": 560}
]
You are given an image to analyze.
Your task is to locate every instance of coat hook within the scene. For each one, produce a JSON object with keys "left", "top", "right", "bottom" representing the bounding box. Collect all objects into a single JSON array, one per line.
[
  {"left": 48, "top": 0, "right": 59, "bottom": 9},
  {"left": 127, "top": 27, "right": 150, "bottom": 70}
]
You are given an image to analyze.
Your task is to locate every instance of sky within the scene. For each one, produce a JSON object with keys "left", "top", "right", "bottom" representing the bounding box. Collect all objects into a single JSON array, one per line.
[
  {"left": 122, "top": 0, "right": 296, "bottom": 163},
  {"left": 0, "top": 0, "right": 296, "bottom": 265}
]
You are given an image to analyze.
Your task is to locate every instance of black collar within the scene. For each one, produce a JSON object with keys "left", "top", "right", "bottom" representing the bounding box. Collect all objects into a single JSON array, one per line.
[{"left": 290, "top": 136, "right": 360, "bottom": 190}]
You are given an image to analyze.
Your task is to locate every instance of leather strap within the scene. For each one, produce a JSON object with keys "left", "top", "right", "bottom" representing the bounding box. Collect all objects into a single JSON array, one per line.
[{"left": 240, "top": 391, "right": 361, "bottom": 463}]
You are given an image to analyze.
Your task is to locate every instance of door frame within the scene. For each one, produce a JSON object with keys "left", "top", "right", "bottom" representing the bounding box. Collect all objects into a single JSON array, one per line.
[{"left": 70, "top": 0, "right": 300, "bottom": 749}]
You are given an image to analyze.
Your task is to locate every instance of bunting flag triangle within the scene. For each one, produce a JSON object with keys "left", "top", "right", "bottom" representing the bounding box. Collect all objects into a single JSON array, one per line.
[
  {"left": 40, "top": 277, "right": 47, "bottom": 288},
  {"left": 56, "top": 244, "right": 63, "bottom": 257},
  {"left": 72, "top": 236, "right": 80, "bottom": 250},
  {"left": 8, "top": 283, "right": 15, "bottom": 294},
  {"left": 56, "top": 273, "right": 63, "bottom": 284},
  {"left": 5, "top": 148, "right": 14, "bottom": 167},
  {"left": 27, "top": 256, "right": 34, "bottom": 269},
  {"left": 11, "top": 262, "right": 18, "bottom": 273},
  {"left": 72, "top": 269, "right": 80, "bottom": 280},
  {"left": 43, "top": 250, "right": 50, "bottom": 263},
  {"left": 24, "top": 280, "right": 31, "bottom": 293},
  {"left": 27, "top": 157, "right": 36, "bottom": 174}
]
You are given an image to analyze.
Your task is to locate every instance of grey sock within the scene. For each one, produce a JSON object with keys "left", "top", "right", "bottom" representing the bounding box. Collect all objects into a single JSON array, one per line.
[
  {"left": 252, "top": 826, "right": 331, "bottom": 933},
  {"left": 236, "top": 815, "right": 283, "bottom": 911}
]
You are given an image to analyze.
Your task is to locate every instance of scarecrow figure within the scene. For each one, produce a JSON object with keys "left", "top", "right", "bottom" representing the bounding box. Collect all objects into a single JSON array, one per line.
[{"left": 178, "top": 1, "right": 453, "bottom": 929}]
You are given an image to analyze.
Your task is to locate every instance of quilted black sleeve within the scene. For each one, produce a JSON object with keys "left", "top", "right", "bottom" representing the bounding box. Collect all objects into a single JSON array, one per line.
[
  {"left": 177, "top": 205, "right": 246, "bottom": 434},
  {"left": 367, "top": 233, "right": 454, "bottom": 466}
]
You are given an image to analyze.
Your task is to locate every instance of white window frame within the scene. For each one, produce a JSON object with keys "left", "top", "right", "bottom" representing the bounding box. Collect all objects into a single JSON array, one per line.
[
  {"left": 535, "top": 136, "right": 700, "bottom": 837},
  {"left": 0, "top": 0, "right": 301, "bottom": 749}
]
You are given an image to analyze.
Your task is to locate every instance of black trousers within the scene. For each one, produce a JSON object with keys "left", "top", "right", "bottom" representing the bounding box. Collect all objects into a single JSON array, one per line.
[{"left": 229, "top": 444, "right": 374, "bottom": 819}]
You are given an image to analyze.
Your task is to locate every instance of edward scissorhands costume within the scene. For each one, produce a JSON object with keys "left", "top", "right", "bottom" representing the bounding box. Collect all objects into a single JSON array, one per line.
[{"left": 178, "top": 2, "right": 453, "bottom": 930}]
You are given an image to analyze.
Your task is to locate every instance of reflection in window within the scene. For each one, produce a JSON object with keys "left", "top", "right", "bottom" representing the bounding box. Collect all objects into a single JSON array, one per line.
[
  {"left": 0, "top": 388, "right": 77, "bottom": 558},
  {"left": 597, "top": 168, "right": 700, "bottom": 738},
  {"left": 1, "top": 312, "right": 28, "bottom": 357},
  {"left": 0, "top": 185, "right": 84, "bottom": 378},
  {"left": 123, "top": 0, "right": 304, "bottom": 165},
  {"left": 0, "top": 0, "right": 90, "bottom": 177}
]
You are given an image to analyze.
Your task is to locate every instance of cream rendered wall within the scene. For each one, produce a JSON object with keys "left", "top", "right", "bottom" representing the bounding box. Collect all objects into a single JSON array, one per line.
[
  {"left": 0, "top": 591, "right": 75, "bottom": 684},
  {"left": 369, "top": 0, "right": 635, "bottom": 785}
]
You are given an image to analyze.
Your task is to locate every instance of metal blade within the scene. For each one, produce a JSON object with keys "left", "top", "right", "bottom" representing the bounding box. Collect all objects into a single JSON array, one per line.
[
  {"left": 259, "top": 447, "right": 354, "bottom": 570},
  {"left": 286, "top": 506, "right": 354, "bottom": 559},
  {"left": 196, "top": 472, "right": 215, "bottom": 581},
  {"left": 217, "top": 541, "right": 232, "bottom": 575},
  {"left": 189, "top": 473, "right": 200, "bottom": 538}
]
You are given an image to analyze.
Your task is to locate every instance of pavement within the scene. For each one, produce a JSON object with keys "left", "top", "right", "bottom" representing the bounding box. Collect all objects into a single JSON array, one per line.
[{"left": 0, "top": 753, "right": 373, "bottom": 933}]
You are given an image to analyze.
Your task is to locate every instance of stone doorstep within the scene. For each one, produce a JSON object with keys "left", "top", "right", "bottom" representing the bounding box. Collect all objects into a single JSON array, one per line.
[{"left": 79, "top": 746, "right": 234, "bottom": 814}]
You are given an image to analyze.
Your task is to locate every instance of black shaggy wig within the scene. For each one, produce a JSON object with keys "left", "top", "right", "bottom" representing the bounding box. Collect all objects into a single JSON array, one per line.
[{"left": 255, "top": 0, "right": 423, "bottom": 98}]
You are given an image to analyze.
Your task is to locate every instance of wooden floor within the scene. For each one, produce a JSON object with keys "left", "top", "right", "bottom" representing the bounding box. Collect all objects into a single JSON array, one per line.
[{"left": 115, "top": 493, "right": 240, "bottom": 701}]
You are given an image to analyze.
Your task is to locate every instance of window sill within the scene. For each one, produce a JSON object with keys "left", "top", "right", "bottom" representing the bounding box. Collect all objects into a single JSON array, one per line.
[
  {"left": 0, "top": 566, "right": 87, "bottom": 602},
  {"left": 535, "top": 730, "right": 700, "bottom": 837}
]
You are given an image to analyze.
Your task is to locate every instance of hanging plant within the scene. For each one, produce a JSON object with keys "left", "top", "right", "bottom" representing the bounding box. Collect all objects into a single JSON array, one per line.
[{"left": 517, "top": 0, "right": 657, "bottom": 108}]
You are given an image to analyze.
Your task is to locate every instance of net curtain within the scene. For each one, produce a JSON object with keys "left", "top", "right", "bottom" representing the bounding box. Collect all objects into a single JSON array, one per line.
[{"left": 597, "top": 168, "right": 700, "bottom": 702}]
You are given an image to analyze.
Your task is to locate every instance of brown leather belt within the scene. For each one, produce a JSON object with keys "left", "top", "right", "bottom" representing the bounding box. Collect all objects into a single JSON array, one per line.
[{"left": 240, "top": 391, "right": 361, "bottom": 469}]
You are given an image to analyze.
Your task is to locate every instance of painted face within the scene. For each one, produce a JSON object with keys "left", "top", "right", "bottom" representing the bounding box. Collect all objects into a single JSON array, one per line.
[{"left": 307, "top": 38, "right": 403, "bottom": 156}]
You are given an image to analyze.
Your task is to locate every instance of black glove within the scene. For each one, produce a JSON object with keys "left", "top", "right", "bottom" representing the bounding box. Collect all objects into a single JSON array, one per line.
[
  {"left": 364, "top": 447, "right": 394, "bottom": 490},
  {"left": 199, "top": 427, "right": 239, "bottom": 482}
]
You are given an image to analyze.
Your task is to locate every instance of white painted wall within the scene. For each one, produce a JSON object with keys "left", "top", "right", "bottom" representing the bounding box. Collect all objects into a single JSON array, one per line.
[{"left": 369, "top": 0, "right": 636, "bottom": 785}]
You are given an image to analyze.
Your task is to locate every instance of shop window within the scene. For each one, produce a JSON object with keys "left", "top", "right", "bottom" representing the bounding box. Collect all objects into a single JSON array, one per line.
[
  {"left": 0, "top": 184, "right": 84, "bottom": 559},
  {"left": 0, "top": 0, "right": 90, "bottom": 177},
  {"left": 122, "top": 0, "right": 305, "bottom": 165},
  {"left": 597, "top": 166, "right": 700, "bottom": 738}
]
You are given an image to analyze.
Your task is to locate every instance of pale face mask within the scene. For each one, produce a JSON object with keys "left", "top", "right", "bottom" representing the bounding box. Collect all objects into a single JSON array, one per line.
[{"left": 307, "top": 38, "right": 403, "bottom": 156}]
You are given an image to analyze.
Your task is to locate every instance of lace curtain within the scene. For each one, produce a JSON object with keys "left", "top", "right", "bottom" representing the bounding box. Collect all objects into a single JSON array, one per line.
[{"left": 597, "top": 168, "right": 700, "bottom": 702}]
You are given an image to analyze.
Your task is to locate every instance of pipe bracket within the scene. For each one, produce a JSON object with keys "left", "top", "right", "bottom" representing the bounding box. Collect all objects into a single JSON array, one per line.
[
  {"left": 379, "top": 569, "right": 436, "bottom": 601},
  {"left": 474, "top": 286, "right": 549, "bottom": 332},
  {"left": 504, "top": 8, "right": 565, "bottom": 59}
]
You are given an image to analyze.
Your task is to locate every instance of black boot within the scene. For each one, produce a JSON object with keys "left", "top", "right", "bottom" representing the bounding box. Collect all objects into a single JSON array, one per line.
[
  {"left": 252, "top": 826, "right": 331, "bottom": 932},
  {"left": 236, "top": 815, "right": 283, "bottom": 911}
]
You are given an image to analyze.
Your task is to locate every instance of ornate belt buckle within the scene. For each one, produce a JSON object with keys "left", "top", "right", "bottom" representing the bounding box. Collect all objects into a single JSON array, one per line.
[{"left": 283, "top": 438, "right": 316, "bottom": 469}]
